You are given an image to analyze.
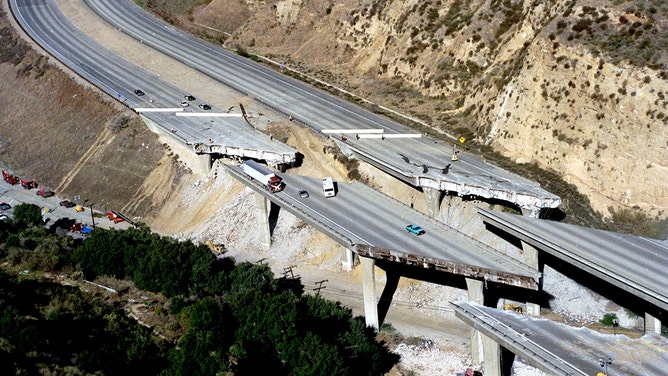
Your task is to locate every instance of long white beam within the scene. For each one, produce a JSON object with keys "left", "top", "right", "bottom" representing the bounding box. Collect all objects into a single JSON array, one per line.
[
  {"left": 134, "top": 107, "right": 185, "bottom": 113},
  {"left": 175, "top": 112, "right": 243, "bottom": 117},
  {"left": 357, "top": 133, "right": 422, "bottom": 139},
  {"left": 322, "top": 129, "right": 384, "bottom": 134}
]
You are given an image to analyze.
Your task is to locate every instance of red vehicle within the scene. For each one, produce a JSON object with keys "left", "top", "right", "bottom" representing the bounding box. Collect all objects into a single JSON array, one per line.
[
  {"left": 2, "top": 170, "right": 18, "bottom": 185},
  {"left": 37, "top": 189, "right": 55, "bottom": 198},
  {"left": 107, "top": 210, "right": 124, "bottom": 223},
  {"left": 20, "top": 179, "right": 36, "bottom": 190}
]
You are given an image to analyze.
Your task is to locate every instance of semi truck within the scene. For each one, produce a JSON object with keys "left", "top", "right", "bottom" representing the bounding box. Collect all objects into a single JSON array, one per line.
[
  {"left": 322, "top": 177, "right": 335, "bottom": 197},
  {"left": 2, "top": 170, "right": 18, "bottom": 185},
  {"left": 242, "top": 160, "right": 284, "bottom": 193}
]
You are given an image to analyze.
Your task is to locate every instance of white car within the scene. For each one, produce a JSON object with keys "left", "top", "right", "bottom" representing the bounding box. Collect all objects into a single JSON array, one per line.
[{"left": 180, "top": 100, "right": 189, "bottom": 107}]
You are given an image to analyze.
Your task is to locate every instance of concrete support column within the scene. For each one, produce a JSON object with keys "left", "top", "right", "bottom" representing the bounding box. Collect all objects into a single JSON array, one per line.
[
  {"left": 423, "top": 187, "right": 443, "bottom": 219},
  {"left": 645, "top": 313, "right": 662, "bottom": 335},
  {"left": 466, "top": 278, "right": 485, "bottom": 364},
  {"left": 254, "top": 192, "right": 271, "bottom": 249},
  {"left": 342, "top": 248, "right": 355, "bottom": 270},
  {"left": 199, "top": 153, "right": 212, "bottom": 174},
  {"left": 520, "top": 240, "right": 541, "bottom": 317},
  {"left": 481, "top": 333, "right": 502, "bottom": 376},
  {"left": 360, "top": 256, "right": 379, "bottom": 330}
]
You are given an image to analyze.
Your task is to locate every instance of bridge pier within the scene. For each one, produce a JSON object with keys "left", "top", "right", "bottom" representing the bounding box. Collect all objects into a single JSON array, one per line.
[
  {"left": 253, "top": 192, "right": 271, "bottom": 249},
  {"left": 481, "top": 332, "right": 502, "bottom": 376},
  {"left": 520, "top": 207, "right": 542, "bottom": 317},
  {"left": 342, "top": 248, "right": 355, "bottom": 270},
  {"left": 645, "top": 313, "right": 662, "bottom": 335},
  {"left": 198, "top": 153, "right": 212, "bottom": 174},
  {"left": 423, "top": 187, "right": 443, "bottom": 219},
  {"left": 360, "top": 256, "right": 379, "bottom": 330},
  {"left": 466, "top": 278, "right": 485, "bottom": 364}
]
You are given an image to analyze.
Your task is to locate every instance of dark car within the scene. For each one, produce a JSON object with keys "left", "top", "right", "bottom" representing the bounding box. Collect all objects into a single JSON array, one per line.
[
  {"left": 299, "top": 190, "right": 309, "bottom": 199},
  {"left": 199, "top": 103, "right": 211, "bottom": 110},
  {"left": 134, "top": 89, "right": 145, "bottom": 96},
  {"left": 184, "top": 95, "right": 196, "bottom": 101},
  {"left": 37, "top": 189, "right": 55, "bottom": 198},
  {"left": 405, "top": 224, "right": 425, "bottom": 235},
  {"left": 0, "top": 203, "right": 11, "bottom": 211},
  {"left": 60, "top": 200, "right": 76, "bottom": 208}
]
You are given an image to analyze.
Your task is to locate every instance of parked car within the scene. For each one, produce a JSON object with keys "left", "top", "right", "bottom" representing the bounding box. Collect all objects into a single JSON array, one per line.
[
  {"left": 198, "top": 103, "right": 211, "bottom": 110},
  {"left": 180, "top": 100, "right": 189, "bottom": 107},
  {"left": 0, "top": 203, "right": 11, "bottom": 211},
  {"left": 299, "top": 190, "right": 309, "bottom": 199},
  {"left": 405, "top": 224, "right": 425, "bottom": 235},
  {"left": 37, "top": 189, "right": 55, "bottom": 198},
  {"left": 184, "top": 94, "right": 196, "bottom": 101},
  {"left": 134, "top": 89, "right": 145, "bottom": 96},
  {"left": 0, "top": 214, "right": 8, "bottom": 221},
  {"left": 60, "top": 200, "right": 76, "bottom": 208}
]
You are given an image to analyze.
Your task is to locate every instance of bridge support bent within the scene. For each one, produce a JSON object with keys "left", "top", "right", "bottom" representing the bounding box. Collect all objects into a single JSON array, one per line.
[
  {"left": 423, "top": 187, "right": 443, "bottom": 219},
  {"left": 360, "top": 256, "right": 379, "bottom": 330},
  {"left": 467, "top": 278, "right": 484, "bottom": 364},
  {"left": 253, "top": 192, "right": 271, "bottom": 249}
]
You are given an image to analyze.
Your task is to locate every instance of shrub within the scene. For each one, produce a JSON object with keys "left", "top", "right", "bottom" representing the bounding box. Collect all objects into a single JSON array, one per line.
[{"left": 600, "top": 313, "right": 618, "bottom": 326}]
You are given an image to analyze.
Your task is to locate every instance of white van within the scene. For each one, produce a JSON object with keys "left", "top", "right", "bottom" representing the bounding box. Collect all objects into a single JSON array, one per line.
[{"left": 322, "top": 177, "right": 335, "bottom": 198}]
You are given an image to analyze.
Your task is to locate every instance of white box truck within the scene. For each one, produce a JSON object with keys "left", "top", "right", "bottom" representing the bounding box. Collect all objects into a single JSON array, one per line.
[
  {"left": 322, "top": 177, "right": 335, "bottom": 197},
  {"left": 242, "top": 160, "right": 284, "bottom": 193}
]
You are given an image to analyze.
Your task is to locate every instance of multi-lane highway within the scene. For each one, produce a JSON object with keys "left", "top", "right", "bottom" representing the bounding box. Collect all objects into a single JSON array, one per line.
[
  {"left": 453, "top": 302, "right": 668, "bottom": 375},
  {"left": 9, "top": 0, "right": 296, "bottom": 165},
  {"left": 478, "top": 208, "right": 668, "bottom": 314},
  {"left": 227, "top": 167, "right": 540, "bottom": 289},
  {"left": 80, "top": 0, "right": 561, "bottom": 212}
]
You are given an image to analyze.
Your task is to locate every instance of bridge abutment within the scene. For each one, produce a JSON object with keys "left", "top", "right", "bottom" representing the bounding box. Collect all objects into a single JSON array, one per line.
[
  {"left": 253, "top": 192, "right": 271, "bottom": 249},
  {"left": 360, "top": 256, "right": 379, "bottom": 329}
]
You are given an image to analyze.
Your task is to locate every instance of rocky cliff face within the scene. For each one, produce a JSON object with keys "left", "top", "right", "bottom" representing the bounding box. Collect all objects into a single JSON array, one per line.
[{"left": 161, "top": 0, "right": 668, "bottom": 220}]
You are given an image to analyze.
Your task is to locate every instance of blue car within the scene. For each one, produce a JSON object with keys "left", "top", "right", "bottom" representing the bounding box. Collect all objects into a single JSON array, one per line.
[{"left": 406, "top": 224, "right": 425, "bottom": 235}]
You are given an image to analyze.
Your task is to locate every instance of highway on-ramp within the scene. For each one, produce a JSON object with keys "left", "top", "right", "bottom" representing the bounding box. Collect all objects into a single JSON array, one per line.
[
  {"left": 9, "top": 0, "right": 297, "bottom": 165},
  {"left": 81, "top": 0, "right": 560, "bottom": 211}
]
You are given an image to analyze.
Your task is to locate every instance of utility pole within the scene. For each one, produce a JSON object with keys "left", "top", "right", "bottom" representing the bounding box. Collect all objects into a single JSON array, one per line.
[
  {"left": 90, "top": 204, "right": 95, "bottom": 230},
  {"left": 313, "top": 280, "right": 328, "bottom": 296}
]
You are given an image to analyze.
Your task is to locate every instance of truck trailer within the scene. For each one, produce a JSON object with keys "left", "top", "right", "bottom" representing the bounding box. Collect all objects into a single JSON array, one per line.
[{"left": 242, "top": 160, "right": 284, "bottom": 193}]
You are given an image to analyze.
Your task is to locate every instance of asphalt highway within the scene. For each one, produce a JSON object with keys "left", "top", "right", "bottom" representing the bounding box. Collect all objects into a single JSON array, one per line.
[{"left": 227, "top": 166, "right": 540, "bottom": 288}]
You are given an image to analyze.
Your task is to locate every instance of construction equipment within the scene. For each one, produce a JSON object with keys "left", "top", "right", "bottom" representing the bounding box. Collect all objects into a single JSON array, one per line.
[
  {"left": 2, "top": 170, "right": 18, "bottom": 185},
  {"left": 107, "top": 210, "right": 134, "bottom": 225},
  {"left": 503, "top": 303, "right": 524, "bottom": 314},
  {"left": 107, "top": 210, "right": 124, "bottom": 223},
  {"left": 451, "top": 144, "right": 459, "bottom": 161}
]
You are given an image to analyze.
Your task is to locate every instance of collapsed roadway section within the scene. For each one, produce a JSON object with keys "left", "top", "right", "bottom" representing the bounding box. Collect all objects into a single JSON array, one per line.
[
  {"left": 9, "top": 0, "right": 297, "bottom": 169},
  {"left": 82, "top": 0, "right": 561, "bottom": 216}
]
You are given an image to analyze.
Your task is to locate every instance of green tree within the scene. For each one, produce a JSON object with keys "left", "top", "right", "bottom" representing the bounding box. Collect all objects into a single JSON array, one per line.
[{"left": 12, "top": 203, "right": 43, "bottom": 227}]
